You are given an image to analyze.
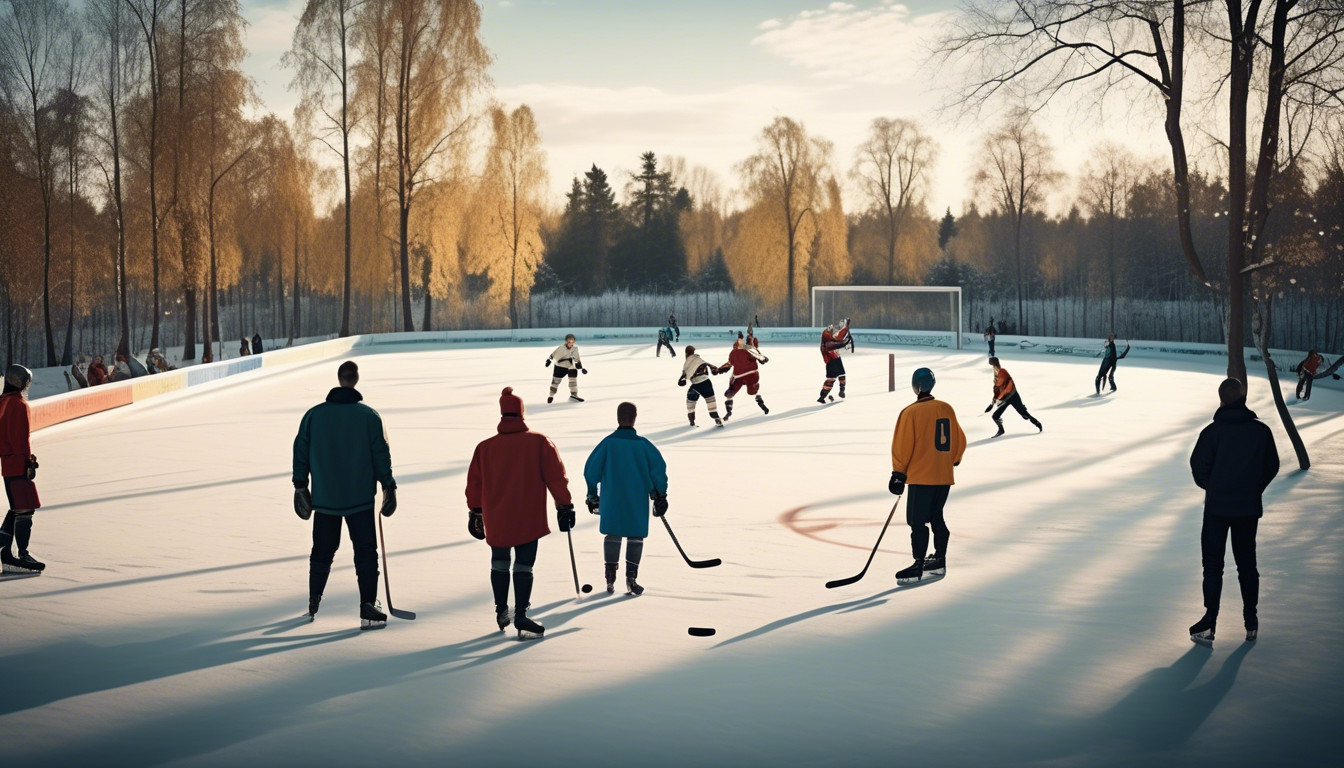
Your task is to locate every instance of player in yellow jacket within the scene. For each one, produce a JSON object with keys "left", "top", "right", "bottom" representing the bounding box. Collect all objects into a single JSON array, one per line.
[{"left": 889, "top": 367, "right": 966, "bottom": 584}]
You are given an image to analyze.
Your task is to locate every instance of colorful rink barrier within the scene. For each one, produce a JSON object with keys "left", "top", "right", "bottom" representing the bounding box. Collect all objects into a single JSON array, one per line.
[{"left": 29, "top": 328, "right": 1338, "bottom": 432}]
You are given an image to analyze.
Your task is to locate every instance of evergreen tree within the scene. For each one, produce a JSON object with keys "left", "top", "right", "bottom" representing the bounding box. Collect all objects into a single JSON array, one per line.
[{"left": 938, "top": 208, "right": 957, "bottom": 251}]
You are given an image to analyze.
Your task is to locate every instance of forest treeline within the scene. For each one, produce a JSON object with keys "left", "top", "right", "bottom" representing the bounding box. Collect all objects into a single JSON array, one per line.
[{"left": 2, "top": 0, "right": 1342, "bottom": 370}]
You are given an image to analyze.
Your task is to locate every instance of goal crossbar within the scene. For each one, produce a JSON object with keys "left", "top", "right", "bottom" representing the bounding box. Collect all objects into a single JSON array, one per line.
[{"left": 811, "top": 285, "right": 962, "bottom": 350}]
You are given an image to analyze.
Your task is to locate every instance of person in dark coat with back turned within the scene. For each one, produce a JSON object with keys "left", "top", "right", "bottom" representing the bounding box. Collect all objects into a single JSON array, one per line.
[
  {"left": 1187, "top": 377, "right": 1279, "bottom": 645},
  {"left": 466, "top": 386, "right": 574, "bottom": 639},
  {"left": 293, "top": 360, "right": 397, "bottom": 629},
  {"left": 252, "top": 333, "right": 264, "bottom": 355}
]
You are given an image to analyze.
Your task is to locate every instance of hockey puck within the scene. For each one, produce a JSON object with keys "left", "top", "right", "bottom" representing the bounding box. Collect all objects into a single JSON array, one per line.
[
  {"left": 581, "top": 584, "right": 593, "bottom": 593},
  {"left": 687, "top": 627, "right": 716, "bottom": 637}
]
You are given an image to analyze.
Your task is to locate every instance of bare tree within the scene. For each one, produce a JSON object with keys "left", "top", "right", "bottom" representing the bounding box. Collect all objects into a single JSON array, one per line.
[
  {"left": 55, "top": 23, "right": 92, "bottom": 366},
  {"left": 851, "top": 117, "right": 937, "bottom": 284},
  {"left": 1081, "top": 143, "right": 1142, "bottom": 332},
  {"left": 1, "top": 0, "right": 69, "bottom": 365},
  {"left": 483, "top": 104, "right": 545, "bottom": 330},
  {"left": 738, "top": 116, "right": 832, "bottom": 325},
  {"left": 125, "top": 0, "right": 169, "bottom": 351},
  {"left": 286, "top": 0, "right": 362, "bottom": 338},
  {"left": 974, "top": 110, "right": 1060, "bottom": 334}
]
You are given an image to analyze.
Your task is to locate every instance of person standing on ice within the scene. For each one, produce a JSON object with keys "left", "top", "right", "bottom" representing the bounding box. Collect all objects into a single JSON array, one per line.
[
  {"left": 656, "top": 326, "right": 676, "bottom": 358},
  {"left": 716, "top": 333, "right": 769, "bottom": 419},
  {"left": 1, "top": 365, "right": 45, "bottom": 574},
  {"left": 889, "top": 368, "right": 965, "bottom": 585},
  {"left": 1291, "top": 350, "right": 1340, "bottom": 400},
  {"left": 984, "top": 317, "right": 997, "bottom": 357},
  {"left": 668, "top": 312, "right": 680, "bottom": 341},
  {"left": 545, "top": 333, "right": 587, "bottom": 403},
  {"left": 986, "top": 357, "right": 1042, "bottom": 437},
  {"left": 818, "top": 318, "right": 851, "bottom": 403},
  {"left": 1188, "top": 377, "right": 1279, "bottom": 645},
  {"left": 679, "top": 345, "right": 724, "bottom": 427},
  {"left": 292, "top": 361, "right": 397, "bottom": 629},
  {"left": 584, "top": 401, "right": 669, "bottom": 595},
  {"left": 1095, "top": 333, "right": 1130, "bottom": 394},
  {"left": 467, "top": 387, "right": 575, "bottom": 639}
]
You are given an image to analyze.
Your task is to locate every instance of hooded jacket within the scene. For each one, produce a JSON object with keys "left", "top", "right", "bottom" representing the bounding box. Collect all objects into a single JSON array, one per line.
[
  {"left": 467, "top": 415, "right": 572, "bottom": 548},
  {"left": 584, "top": 427, "right": 668, "bottom": 538},
  {"left": 292, "top": 387, "right": 395, "bottom": 515},
  {"left": 1189, "top": 403, "right": 1279, "bottom": 518}
]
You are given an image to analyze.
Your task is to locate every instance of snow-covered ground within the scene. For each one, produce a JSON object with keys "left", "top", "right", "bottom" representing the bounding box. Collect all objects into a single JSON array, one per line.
[{"left": 2, "top": 340, "right": 1341, "bottom": 767}]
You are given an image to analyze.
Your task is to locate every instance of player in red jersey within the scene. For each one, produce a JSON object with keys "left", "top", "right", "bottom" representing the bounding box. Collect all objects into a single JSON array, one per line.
[
  {"left": 818, "top": 319, "right": 851, "bottom": 403},
  {"left": 717, "top": 334, "right": 769, "bottom": 420}
]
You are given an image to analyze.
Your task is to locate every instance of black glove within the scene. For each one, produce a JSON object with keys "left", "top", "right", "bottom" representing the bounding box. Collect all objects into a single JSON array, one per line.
[
  {"left": 651, "top": 491, "right": 668, "bottom": 517},
  {"left": 379, "top": 485, "right": 397, "bottom": 517},
  {"left": 468, "top": 508, "right": 485, "bottom": 540},
  {"left": 984, "top": 403, "right": 994, "bottom": 413},
  {"left": 586, "top": 495, "right": 600, "bottom": 514},
  {"left": 889, "top": 471, "right": 906, "bottom": 496},
  {"left": 557, "top": 503, "right": 576, "bottom": 532},
  {"left": 543, "top": 359, "right": 551, "bottom": 367},
  {"left": 678, "top": 376, "right": 687, "bottom": 387},
  {"left": 294, "top": 487, "right": 314, "bottom": 520},
  {"left": 25, "top": 456, "right": 37, "bottom": 481},
  {"left": 581, "top": 368, "right": 588, "bottom": 375}
]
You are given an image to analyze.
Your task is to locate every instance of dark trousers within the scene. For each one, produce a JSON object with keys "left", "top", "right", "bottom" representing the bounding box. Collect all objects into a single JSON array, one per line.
[
  {"left": 1296, "top": 372, "right": 1312, "bottom": 399},
  {"left": 1096, "top": 359, "right": 1116, "bottom": 391},
  {"left": 309, "top": 508, "right": 379, "bottom": 603},
  {"left": 0, "top": 508, "right": 34, "bottom": 554},
  {"left": 906, "top": 484, "right": 951, "bottom": 561},
  {"left": 657, "top": 339, "right": 675, "bottom": 357},
  {"left": 1201, "top": 514, "right": 1259, "bottom": 627},
  {"left": 987, "top": 338, "right": 995, "bottom": 356},
  {"left": 992, "top": 392, "right": 1032, "bottom": 424},
  {"left": 491, "top": 539, "right": 539, "bottom": 612}
]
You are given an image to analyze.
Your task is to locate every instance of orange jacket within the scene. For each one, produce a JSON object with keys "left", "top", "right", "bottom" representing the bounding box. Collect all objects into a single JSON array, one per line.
[
  {"left": 0, "top": 391, "right": 33, "bottom": 477},
  {"left": 992, "top": 367, "right": 1016, "bottom": 401},
  {"left": 891, "top": 395, "right": 966, "bottom": 486}
]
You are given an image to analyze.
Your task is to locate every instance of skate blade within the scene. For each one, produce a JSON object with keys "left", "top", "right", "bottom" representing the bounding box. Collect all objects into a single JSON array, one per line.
[
  {"left": 360, "top": 619, "right": 387, "bottom": 631},
  {"left": 1190, "top": 632, "right": 1214, "bottom": 646},
  {"left": 896, "top": 575, "right": 923, "bottom": 586},
  {"left": 517, "top": 629, "right": 544, "bottom": 641},
  {"left": 1246, "top": 630, "right": 1257, "bottom": 642},
  {"left": 925, "top": 567, "right": 946, "bottom": 577},
  {"left": 2, "top": 563, "right": 41, "bottom": 574}
]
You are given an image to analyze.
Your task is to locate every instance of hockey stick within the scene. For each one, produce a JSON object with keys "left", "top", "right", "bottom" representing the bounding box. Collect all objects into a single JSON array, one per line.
[
  {"left": 825, "top": 497, "right": 901, "bottom": 589},
  {"left": 566, "top": 528, "right": 592, "bottom": 595},
  {"left": 376, "top": 512, "right": 416, "bottom": 620},
  {"left": 660, "top": 516, "right": 722, "bottom": 568}
]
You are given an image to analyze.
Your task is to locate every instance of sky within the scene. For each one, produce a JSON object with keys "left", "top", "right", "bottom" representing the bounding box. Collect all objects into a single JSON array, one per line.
[{"left": 239, "top": 0, "right": 1175, "bottom": 216}]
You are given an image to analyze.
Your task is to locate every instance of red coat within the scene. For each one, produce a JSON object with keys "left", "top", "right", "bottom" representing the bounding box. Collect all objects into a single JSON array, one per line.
[
  {"left": 0, "top": 391, "right": 33, "bottom": 477},
  {"left": 992, "top": 368, "right": 1016, "bottom": 401},
  {"left": 87, "top": 362, "right": 108, "bottom": 386},
  {"left": 820, "top": 326, "right": 849, "bottom": 362},
  {"left": 466, "top": 418, "right": 572, "bottom": 548}
]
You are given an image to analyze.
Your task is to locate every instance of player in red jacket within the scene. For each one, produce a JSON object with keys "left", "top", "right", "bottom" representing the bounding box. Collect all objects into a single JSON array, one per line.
[
  {"left": 986, "top": 357, "right": 1042, "bottom": 437},
  {"left": 466, "top": 387, "right": 574, "bottom": 638},
  {"left": 1, "top": 365, "right": 43, "bottom": 573},
  {"left": 717, "top": 334, "right": 770, "bottom": 419},
  {"left": 818, "top": 319, "right": 851, "bottom": 403}
]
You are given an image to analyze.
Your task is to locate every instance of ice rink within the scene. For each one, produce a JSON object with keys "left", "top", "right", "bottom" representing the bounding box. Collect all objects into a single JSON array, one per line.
[{"left": 2, "top": 339, "right": 1342, "bottom": 767}]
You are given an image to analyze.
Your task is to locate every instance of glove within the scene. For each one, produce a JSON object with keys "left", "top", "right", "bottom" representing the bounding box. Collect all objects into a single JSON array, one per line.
[
  {"left": 889, "top": 471, "right": 906, "bottom": 496},
  {"left": 651, "top": 490, "right": 668, "bottom": 517},
  {"left": 557, "top": 503, "right": 576, "bottom": 532},
  {"left": 984, "top": 403, "right": 994, "bottom": 413},
  {"left": 581, "top": 368, "right": 588, "bottom": 375},
  {"left": 294, "top": 487, "right": 314, "bottom": 520},
  {"left": 678, "top": 376, "right": 687, "bottom": 387},
  {"left": 543, "top": 358, "right": 551, "bottom": 367},
  {"left": 468, "top": 508, "right": 485, "bottom": 540},
  {"left": 586, "top": 495, "right": 600, "bottom": 514},
  {"left": 760, "top": 357, "right": 769, "bottom": 364},
  {"left": 25, "top": 456, "right": 37, "bottom": 481},
  {"left": 379, "top": 485, "right": 397, "bottom": 517}
]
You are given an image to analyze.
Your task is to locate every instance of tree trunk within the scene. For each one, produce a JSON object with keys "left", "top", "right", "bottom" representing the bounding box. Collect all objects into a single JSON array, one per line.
[
  {"left": 399, "top": 204, "right": 413, "bottom": 331},
  {"left": 1252, "top": 295, "right": 1308, "bottom": 470}
]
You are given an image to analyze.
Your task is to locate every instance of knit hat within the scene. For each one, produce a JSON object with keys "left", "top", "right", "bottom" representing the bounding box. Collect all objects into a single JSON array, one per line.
[{"left": 500, "top": 386, "right": 524, "bottom": 416}]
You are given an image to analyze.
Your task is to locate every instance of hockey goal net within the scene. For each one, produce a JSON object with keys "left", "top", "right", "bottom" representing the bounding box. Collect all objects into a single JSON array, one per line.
[{"left": 811, "top": 286, "right": 962, "bottom": 350}]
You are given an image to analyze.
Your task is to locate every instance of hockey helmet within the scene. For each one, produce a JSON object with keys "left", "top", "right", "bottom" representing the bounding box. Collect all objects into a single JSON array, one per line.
[
  {"left": 912, "top": 367, "right": 935, "bottom": 394},
  {"left": 4, "top": 364, "right": 33, "bottom": 393}
]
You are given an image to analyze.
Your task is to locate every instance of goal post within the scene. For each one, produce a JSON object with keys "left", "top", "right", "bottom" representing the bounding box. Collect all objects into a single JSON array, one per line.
[{"left": 811, "top": 286, "right": 963, "bottom": 350}]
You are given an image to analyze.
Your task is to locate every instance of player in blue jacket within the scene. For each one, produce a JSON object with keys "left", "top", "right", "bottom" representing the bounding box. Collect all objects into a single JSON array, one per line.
[{"left": 583, "top": 401, "right": 669, "bottom": 595}]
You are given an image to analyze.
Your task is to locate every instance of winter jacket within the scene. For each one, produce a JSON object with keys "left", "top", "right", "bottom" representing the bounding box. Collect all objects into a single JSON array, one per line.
[
  {"left": 1102, "top": 341, "right": 1130, "bottom": 362},
  {"left": 820, "top": 324, "right": 850, "bottom": 362},
  {"left": 466, "top": 417, "right": 572, "bottom": 548},
  {"left": 292, "top": 387, "right": 395, "bottom": 516},
  {"left": 0, "top": 391, "right": 33, "bottom": 478},
  {"left": 252, "top": 335, "right": 264, "bottom": 354},
  {"left": 722, "top": 347, "right": 760, "bottom": 379},
  {"left": 681, "top": 354, "right": 715, "bottom": 385},
  {"left": 1297, "top": 353, "right": 1323, "bottom": 376},
  {"left": 891, "top": 394, "right": 966, "bottom": 486},
  {"left": 1189, "top": 404, "right": 1279, "bottom": 518},
  {"left": 584, "top": 427, "right": 668, "bottom": 538},
  {"left": 992, "top": 368, "right": 1016, "bottom": 401},
  {"left": 548, "top": 344, "right": 582, "bottom": 370}
]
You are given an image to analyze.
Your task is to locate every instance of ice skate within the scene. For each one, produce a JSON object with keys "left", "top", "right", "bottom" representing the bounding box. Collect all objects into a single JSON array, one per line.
[
  {"left": 723, "top": 401, "right": 733, "bottom": 421},
  {"left": 1246, "top": 628, "right": 1258, "bottom": 642},
  {"left": 495, "top": 604, "right": 513, "bottom": 631},
  {"left": 923, "top": 555, "right": 946, "bottom": 577},
  {"left": 514, "top": 610, "right": 545, "bottom": 640},
  {"left": 360, "top": 600, "right": 387, "bottom": 630},
  {"left": 569, "top": 394, "right": 584, "bottom": 402},
  {"left": 2, "top": 549, "right": 42, "bottom": 574},
  {"left": 307, "top": 595, "right": 321, "bottom": 620},
  {"left": 992, "top": 424, "right": 1005, "bottom": 438},
  {"left": 687, "top": 413, "right": 697, "bottom": 427},
  {"left": 756, "top": 396, "right": 769, "bottom": 414},
  {"left": 625, "top": 565, "right": 644, "bottom": 596},
  {"left": 896, "top": 561, "right": 924, "bottom": 585},
  {"left": 1030, "top": 418, "right": 1043, "bottom": 433},
  {"left": 605, "top": 563, "right": 618, "bottom": 594},
  {"left": 1189, "top": 614, "right": 1215, "bottom": 645},
  {"left": 547, "top": 396, "right": 554, "bottom": 404}
]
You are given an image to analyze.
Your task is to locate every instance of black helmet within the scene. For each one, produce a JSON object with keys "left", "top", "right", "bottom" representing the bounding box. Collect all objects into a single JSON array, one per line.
[
  {"left": 912, "top": 367, "right": 935, "bottom": 394},
  {"left": 4, "top": 364, "right": 33, "bottom": 392}
]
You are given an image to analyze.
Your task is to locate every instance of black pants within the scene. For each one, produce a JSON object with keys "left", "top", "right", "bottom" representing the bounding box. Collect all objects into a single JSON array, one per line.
[
  {"left": 309, "top": 508, "right": 379, "bottom": 603},
  {"left": 1096, "top": 359, "right": 1116, "bottom": 391},
  {"left": 491, "top": 539, "right": 539, "bottom": 612},
  {"left": 906, "top": 484, "right": 951, "bottom": 561},
  {"left": 987, "top": 338, "right": 995, "bottom": 357},
  {"left": 657, "top": 339, "right": 675, "bottom": 357},
  {"left": 992, "top": 392, "right": 1033, "bottom": 424},
  {"left": 1296, "top": 372, "right": 1312, "bottom": 399},
  {"left": 1200, "top": 514, "right": 1258, "bottom": 627}
]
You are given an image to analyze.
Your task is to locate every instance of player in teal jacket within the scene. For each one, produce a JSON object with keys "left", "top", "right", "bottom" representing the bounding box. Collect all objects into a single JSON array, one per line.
[{"left": 583, "top": 401, "right": 669, "bottom": 595}]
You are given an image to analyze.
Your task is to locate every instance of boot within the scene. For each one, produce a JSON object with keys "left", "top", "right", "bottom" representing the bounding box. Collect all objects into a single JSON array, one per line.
[
  {"left": 992, "top": 423, "right": 1005, "bottom": 438},
  {"left": 923, "top": 555, "right": 946, "bottom": 577},
  {"left": 514, "top": 607, "right": 545, "bottom": 639},
  {"left": 756, "top": 395, "right": 769, "bottom": 414},
  {"left": 723, "top": 401, "right": 733, "bottom": 420},
  {"left": 688, "top": 413, "right": 697, "bottom": 427},
  {"left": 360, "top": 600, "right": 387, "bottom": 630},
  {"left": 307, "top": 595, "right": 321, "bottom": 620},
  {"left": 495, "top": 604, "right": 513, "bottom": 631},
  {"left": 711, "top": 411, "right": 723, "bottom": 428},
  {"left": 605, "top": 562, "right": 618, "bottom": 594},
  {"left": 1189, "top": 613, "right": 1216, "bottom": 645},
  {"left": 626, "top": 564, "right": 644, "bottom": 596},
  {"left": 1030, "top": 417, "right": 1042, "bottom": 432},
  {"left": 896, "top": 561, "right": 924, "bottom": 585}
]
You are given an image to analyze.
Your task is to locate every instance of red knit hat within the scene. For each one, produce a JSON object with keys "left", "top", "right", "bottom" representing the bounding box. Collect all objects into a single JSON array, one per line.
[{"left": 500, "top": 386, "right": 524, "bottom": 416}]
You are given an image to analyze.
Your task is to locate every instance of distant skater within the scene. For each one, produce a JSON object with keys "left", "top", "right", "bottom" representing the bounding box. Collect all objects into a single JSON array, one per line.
[
  {"left": 1188, "top": 378, "right": 1278, "bottom": 645},
  {"left": 467, "top": 387, "right": 575, "bottom": 639},
  {"left": 679, "top": 346, "right": 724, "bottom": 427},
  {"left": 1, "top": 365, "right": 44, "bottom": 574},
  {"left": 984, "top": 318, "right": 997, "bottom": 357},
  {"left": 890, "top": 367, "right": 965, "bottom": 585},
  {"left": 584, "top": 402, "right": 669, "bottom": 595},
  {"left": 986, "top": 357, "right": 1042, "bottom": 437},
  {"left": 292, "top": 361, "right": 397, "bottom": 629},
  {"left": 657, "top": 326, "right": 676, "bottom": 357},
  {"left": 1292, "top": 350, "right": 1340, "bottom": 400},
  {"left": 818, "top": 318, "right": 851, "bottom": 403},
  {"left": 668, "top": 313, "right": 680, "bottom": 341},
  {"left": 545, "top": 333, "right": 587, "bottom": 403},
  {"left": 1095, "top": 333, "right": 1130, "bottom": 394},
  {"left": 716, "top": 334, "right": 769, "bottom": 419}
]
